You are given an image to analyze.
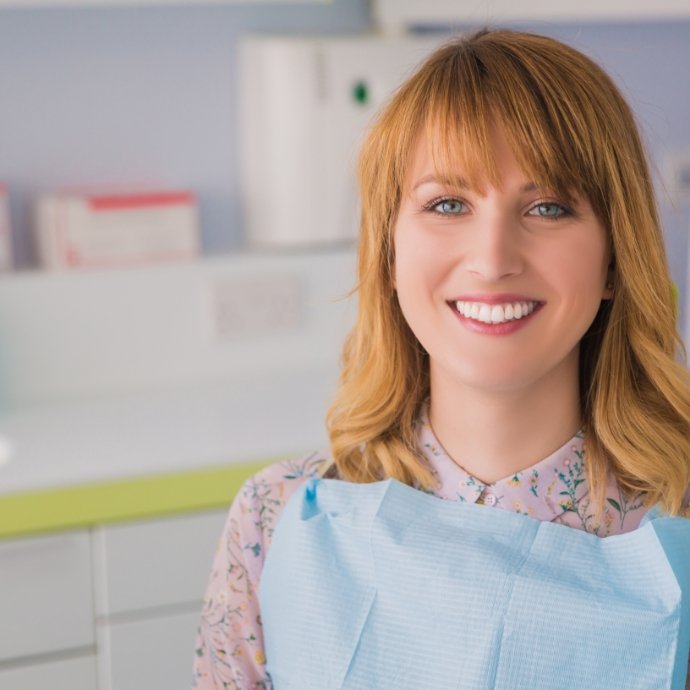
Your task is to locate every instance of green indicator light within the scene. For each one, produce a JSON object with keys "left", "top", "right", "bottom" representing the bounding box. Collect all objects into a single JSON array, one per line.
[{"left": 353, "top": 81, "right": 369, "bottom": 106}]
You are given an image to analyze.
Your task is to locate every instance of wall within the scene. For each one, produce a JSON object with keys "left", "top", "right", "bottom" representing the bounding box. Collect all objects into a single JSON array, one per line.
[
  {"left": 0, "top": 8, "right": 687, "bottom": 336},
  {"left": 0, "top": 0, "right": 370, "bottom": 268}
]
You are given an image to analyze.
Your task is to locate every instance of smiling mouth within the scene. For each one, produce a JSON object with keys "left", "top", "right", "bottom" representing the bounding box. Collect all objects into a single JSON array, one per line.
[{"left": 448, "top": 300, "right": 545, "bottom": 325}]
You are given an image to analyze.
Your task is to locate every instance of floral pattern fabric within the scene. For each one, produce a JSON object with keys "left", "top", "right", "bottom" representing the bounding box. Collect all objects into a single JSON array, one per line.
[{"left": 192, "top": 413, "right": 688, "bottom": 690}]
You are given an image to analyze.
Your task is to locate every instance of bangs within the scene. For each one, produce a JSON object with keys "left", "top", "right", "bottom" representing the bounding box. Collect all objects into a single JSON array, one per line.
[{"left": 418, "top": 33, "right": 610, "bottom": 212}]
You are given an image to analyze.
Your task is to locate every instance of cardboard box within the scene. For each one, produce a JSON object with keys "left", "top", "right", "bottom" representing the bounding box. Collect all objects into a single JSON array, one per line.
[{"left": 34, "top": 190, "right": 200, "bottom": 270}]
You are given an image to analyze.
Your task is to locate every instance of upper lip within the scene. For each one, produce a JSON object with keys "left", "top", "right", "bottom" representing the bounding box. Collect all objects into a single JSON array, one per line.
[{"left": 449, "top": 294, "right": 544, "bottom": 304}]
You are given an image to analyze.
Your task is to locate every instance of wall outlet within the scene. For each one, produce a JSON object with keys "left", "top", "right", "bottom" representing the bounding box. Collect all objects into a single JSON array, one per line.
[
  {"left": 206, "top": 273, "right": 304, "bottom": 339},
  {"left": 665, "top": 151, "right": 690, "bottom": 203}
]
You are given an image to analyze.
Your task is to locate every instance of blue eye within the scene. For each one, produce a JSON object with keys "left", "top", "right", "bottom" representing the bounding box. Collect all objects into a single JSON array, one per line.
[
  {"left": 430, "top": 198, "right": 466, "bottom": 215},
  {"left": 529, "top": 202, "right": 569, "bottom": 219}
]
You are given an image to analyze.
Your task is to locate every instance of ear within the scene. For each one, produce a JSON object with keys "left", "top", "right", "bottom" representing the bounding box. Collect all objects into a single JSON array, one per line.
[
  {"left": 389, "top": 252, "right": 397, "bottom": 291},
  {"left": 602, "top": 265, "right": 614, "bottom": 300}
]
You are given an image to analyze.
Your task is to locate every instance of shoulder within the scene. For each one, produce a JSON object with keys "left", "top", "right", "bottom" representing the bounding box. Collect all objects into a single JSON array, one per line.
[
  {"left": 194, "top": 454, "right": 330, "bottom": 689},
  {"left": 232, "top": 449, "right": 332, "bottom": 547},
  {"left": 586, "top": 480, "right": 690, "bottom": 536},
  {"left": 557, "top": 469, "right": 649, "bottom": 537}
]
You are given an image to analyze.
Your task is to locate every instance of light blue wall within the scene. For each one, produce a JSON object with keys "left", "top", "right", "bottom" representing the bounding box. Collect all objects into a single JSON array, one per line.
[
  {"left": 0, "top": 0, "right": 371, "bottom": 267},
  {"left": 0, "top": 9, "right": 688, "bottom": 334}
]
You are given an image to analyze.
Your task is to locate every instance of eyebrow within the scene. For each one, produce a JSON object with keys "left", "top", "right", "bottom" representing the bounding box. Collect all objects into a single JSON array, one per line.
[{"left": 412, "top": 174, "right": 539, "bottom": 194}]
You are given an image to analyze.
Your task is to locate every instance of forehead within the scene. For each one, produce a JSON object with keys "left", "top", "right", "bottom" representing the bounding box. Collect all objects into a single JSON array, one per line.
[{"left": 405, "top": 124, "right": 532, "bottom": 195}]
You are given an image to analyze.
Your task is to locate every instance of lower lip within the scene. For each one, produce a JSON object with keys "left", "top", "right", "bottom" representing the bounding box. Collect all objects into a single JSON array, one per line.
[{"left": 450, "top": 303, "right": 544, "bottom": 335}]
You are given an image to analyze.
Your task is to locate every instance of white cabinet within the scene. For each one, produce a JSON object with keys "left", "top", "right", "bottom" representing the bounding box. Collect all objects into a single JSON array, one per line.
[
  {"left": 102, "top": 612, "right": 201, "bottom": 690},
  {"left": 0, "top": 509, "right": 227, "bottom": 690},
  {"left": 0, "top": 655, "right": 98, "bottom": 690},
  {"left": 93, "top": 510, "right": 227, "bottom": 690},
  {"left": 0, "top": 531, "right": 94, "bottom": 662},
  {"left": 93, "top": 510, "right": 227, "bottom": 616}
]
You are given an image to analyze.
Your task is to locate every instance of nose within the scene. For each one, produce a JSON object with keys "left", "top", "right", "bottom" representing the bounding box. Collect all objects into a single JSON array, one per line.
[{"left": 464, "top": 210, "right": 524, "bottom": 282}]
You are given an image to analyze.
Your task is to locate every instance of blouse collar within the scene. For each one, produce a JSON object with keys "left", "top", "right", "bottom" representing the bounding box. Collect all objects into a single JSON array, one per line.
[{"left": 416, "top": 406, "right": 589, "bottom": 522}]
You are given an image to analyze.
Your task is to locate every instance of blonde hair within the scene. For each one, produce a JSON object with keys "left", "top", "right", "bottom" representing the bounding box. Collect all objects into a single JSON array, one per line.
[{"left": 326, "top": 29, "right": 690, "bottom": 519}]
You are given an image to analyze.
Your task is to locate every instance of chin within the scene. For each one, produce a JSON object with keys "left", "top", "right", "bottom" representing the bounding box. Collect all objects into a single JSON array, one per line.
[{"left": 442, "top": 362, "right": 539, "bottom": 394}]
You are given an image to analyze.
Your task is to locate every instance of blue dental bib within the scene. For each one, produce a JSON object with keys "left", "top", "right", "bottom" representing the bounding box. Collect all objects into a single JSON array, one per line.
[{"left": 260, "top": 478, "right": 690, "bottom": 689}]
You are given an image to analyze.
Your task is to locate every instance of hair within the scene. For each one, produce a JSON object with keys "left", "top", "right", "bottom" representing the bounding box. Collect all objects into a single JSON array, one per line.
[{"left": 325, "top": 28, "right": 690, "bottom": 521}]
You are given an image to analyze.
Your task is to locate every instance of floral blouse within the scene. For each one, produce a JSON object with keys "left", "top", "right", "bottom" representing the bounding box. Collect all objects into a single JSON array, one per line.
[{"left": 192, "top": 413, "right": 689, "bottom": 690}]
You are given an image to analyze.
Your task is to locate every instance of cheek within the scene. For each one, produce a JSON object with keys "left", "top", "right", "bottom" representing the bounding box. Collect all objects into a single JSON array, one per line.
[
  {"left": 394, "top": 218, "right": 450, "bottom": 289},
  {"left": 576, "top": 235, "right": 610, "bottom": 290},
  {"left": 544, "top": 233, "right": 609, "bottom": 314},
  {"left": 392, "top": 222, "right": 437, "bottom": 331},
  {"left": 392, "top": 221, "right": 419, "bottom": 293}
]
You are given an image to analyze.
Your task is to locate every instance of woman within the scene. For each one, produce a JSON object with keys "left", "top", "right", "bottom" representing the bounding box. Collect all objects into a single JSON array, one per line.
[{"left": 193, "top": 29, "right": 690, "bottom": 690}]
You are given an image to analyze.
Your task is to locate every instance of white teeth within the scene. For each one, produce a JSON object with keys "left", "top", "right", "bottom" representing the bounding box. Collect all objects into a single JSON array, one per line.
[
  {"left": 454, "top": 300, "right": 539, "bottom": 324},
  {"left": 490, "top": 305, "right": 504, "bottom": 323}
]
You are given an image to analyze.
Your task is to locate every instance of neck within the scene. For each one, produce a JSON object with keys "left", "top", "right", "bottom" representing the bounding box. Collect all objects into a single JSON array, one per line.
[{"left": 428, "top": 358, "right": 582, "bottom": 485}]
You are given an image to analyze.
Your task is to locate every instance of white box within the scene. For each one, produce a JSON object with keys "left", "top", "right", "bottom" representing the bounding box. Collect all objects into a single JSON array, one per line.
[{"left": 34, "top": 190, "right": 200, "bottom": 270}]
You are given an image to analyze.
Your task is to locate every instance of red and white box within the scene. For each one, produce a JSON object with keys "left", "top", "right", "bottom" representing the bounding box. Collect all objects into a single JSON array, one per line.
[
  {"left": 0, "top": 183, "right": 12, "bottom": 272},
  {"left": 34, "top": 189, "right": 200, "bottom": 270}
]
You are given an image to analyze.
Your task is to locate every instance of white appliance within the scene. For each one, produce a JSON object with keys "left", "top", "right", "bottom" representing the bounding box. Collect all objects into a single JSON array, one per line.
[{"left": 239, "top": 34, "right": 443, "bottom": 248}]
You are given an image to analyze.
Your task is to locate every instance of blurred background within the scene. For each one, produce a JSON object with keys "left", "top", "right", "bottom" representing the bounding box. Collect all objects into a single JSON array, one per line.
[{"left": 0, "top": 1, "right": 688, "bottom": 688}]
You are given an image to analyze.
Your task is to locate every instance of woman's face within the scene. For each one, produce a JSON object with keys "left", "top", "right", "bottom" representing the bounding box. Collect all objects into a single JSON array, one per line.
[{"left": 393, "top": 126, "right": 612, "bottom": 396}]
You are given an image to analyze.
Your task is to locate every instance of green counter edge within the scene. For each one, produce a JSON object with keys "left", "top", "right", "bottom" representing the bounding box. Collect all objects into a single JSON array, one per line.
[{"left": 0, "top": 459, "right": 273, "bottom": 539}]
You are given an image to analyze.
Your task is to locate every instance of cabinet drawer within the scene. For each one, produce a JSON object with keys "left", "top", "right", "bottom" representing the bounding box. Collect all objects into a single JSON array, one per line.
[
  {"left": 0, "top": 654, "right": 97, "bottom": 690},
  {"left": 102, "top": 610, "right": 200, "bottom": 690},
  {"left": 94, "top": 509, "right": 227, "bottom": 616},
  {"left": 0, "top": 531, "right": 94, "bottom": 662}
]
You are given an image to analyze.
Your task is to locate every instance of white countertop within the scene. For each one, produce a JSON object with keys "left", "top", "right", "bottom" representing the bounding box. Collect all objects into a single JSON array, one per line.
[{"left": 0, "top": 365, "right": 337, "bottom": 496}]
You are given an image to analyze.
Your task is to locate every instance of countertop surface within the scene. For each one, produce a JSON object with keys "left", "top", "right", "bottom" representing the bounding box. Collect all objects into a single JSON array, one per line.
[{"left": 0, "top": 365, "right": 337, "bottom": 538}]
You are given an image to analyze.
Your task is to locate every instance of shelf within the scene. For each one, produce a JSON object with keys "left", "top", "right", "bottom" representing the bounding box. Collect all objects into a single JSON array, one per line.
[
  {"left": 373, "top": 0, "right": 690, "bottom": 27},
  {"left": 0, "top": 0, "right": 329, "bottom": 8}
]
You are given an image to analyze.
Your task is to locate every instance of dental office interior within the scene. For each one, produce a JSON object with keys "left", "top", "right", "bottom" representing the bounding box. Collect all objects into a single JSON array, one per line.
[{"left": 0, "top": 0, "right": 689, "bottom": 688}]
